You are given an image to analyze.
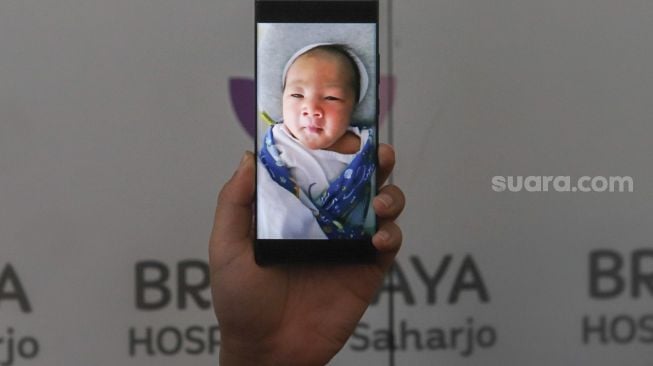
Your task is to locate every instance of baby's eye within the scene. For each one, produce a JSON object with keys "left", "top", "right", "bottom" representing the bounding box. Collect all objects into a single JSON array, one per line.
[
  {"left": 290, "top": 93, "right": 303, "bottom": 98},
  {"left": 324, "top": 96, "right": 341, "bottom": 101}
]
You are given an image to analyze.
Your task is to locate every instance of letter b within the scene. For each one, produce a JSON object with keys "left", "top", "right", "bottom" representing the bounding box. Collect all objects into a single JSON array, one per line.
[
  {"left": 589, "top": 250, "right": 624, "bottom": 299},
  {"left": 136, "top": 261, "right": 171, "bottom": 310}
]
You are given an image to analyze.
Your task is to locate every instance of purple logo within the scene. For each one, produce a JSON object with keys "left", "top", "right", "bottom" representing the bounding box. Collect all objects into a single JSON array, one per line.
[{"left": 229, "top": 76, "right": 396, "bottom": 139}]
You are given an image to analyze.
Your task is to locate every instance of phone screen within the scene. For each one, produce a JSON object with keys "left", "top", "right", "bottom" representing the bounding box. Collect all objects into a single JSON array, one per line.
[{"left": 255, "top": 0, "right": 379, "bottom": 264}]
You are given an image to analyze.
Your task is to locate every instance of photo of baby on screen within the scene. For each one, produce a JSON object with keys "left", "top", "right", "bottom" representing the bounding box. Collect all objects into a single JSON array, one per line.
[{"left": 257, "top": 24, "right": 377, "bottom": 240}]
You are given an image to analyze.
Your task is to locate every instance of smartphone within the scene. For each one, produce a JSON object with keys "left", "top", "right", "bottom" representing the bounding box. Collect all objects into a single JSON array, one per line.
[{"left": 255, "top": 0, "right": 379, "bottom": 265}]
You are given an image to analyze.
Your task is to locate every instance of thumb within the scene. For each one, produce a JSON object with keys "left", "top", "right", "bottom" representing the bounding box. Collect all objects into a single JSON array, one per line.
[{"left": 210, "top": 152, "right": 255, "bottom": 262}]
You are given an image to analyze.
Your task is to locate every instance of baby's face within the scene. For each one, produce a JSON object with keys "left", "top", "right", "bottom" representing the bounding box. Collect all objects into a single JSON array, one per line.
[{"left": 282, "top": 50, "right": 356, "bottom": 150}]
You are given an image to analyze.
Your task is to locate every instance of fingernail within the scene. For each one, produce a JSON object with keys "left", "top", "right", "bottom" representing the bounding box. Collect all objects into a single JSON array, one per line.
[
  {"left": 238, "top": 153, "right": 249, "bottom": 169},
  {"left": 233, "top": 152, "right": 250, "bottom": 176},
  {"left": 376, "top": 229, "right": 390, "bottom": 242},
  {"left": 377, "top": 194, "right": 393, "bottom": 209}
]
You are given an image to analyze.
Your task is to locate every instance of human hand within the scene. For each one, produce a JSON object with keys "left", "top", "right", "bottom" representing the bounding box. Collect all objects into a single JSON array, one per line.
[{"left": 209, "top": 144, "right": 405, "bottom": 366}]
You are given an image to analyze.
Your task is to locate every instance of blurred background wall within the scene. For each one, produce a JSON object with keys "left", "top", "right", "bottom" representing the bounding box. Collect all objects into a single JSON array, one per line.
[{"left": 2, "top": 0, "right": 651, "bottom": 365}]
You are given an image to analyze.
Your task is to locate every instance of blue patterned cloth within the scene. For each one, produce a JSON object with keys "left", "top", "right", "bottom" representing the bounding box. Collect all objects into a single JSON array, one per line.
[{"left": 259, "top": 126, "right": 375, "bottom": 239}]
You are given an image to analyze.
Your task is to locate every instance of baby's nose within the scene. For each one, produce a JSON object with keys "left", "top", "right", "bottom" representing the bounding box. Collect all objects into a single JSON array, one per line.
[{"left": 302, "top": 104, "right": 323, "bottom": 119}]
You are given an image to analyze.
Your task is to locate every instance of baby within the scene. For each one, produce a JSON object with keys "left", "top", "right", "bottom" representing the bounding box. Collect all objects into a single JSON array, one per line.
[{"left": 258, "top": 43, "right": 376, "bottom": 240}]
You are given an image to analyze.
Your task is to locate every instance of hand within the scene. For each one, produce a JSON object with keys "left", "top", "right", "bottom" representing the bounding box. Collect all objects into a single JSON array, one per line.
[{"left": 209, "top": 144, "right": 405, "bottom": 366}]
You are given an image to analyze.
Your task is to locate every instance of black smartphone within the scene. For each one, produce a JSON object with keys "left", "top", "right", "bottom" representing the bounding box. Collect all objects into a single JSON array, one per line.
[{"left": 255, "top": 0, "right": 380, "bottom": 265}]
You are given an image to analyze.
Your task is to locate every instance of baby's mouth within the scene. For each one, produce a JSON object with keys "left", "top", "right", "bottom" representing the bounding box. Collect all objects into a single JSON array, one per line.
[
  {"left": 306, "top": 125, "right": 323, "bottom": 134},
  {"left": 303, "top": 119, "right": 324, "bottom": 134}
]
